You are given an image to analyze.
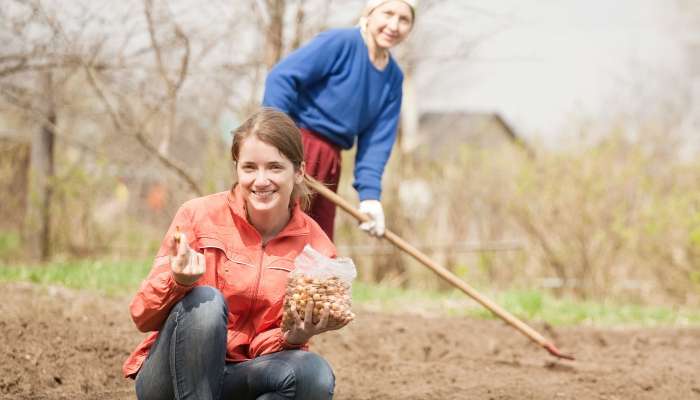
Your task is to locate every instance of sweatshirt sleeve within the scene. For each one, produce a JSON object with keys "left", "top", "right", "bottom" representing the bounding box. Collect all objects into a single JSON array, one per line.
[
  {"left": 249, "top": 327, "right": 309, "bottom": 358},
  {"left": 129, "top": 205, "right": 197, "bottom": 332},
  {"left": 262, "top": 30, "right": 345, "bottom": 114},
  {"left": 353, "top": 88, "right": 402, "bottom": 201}
]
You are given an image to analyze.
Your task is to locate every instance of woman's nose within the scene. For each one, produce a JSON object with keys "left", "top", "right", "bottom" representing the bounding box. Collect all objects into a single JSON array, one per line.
[
  {"left": 387, "top": 16, "right": 399, "bottom": 30},
  {"left": 254, "top": 170, "right": 270, "bottom": 185}
]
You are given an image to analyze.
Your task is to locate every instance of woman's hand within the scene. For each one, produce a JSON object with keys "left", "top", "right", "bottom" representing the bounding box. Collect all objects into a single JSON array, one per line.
[
  {"left": 283, "top": 300, "right": 352, "bottom": 345},
  {"left": 169, "top": 231, "right": 205, "bottom": 286}
]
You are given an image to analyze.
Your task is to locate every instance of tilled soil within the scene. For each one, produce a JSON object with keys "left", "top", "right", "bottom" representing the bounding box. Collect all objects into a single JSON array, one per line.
[{"left": 2, "top": 282, "right": 700, "bottom": 400}]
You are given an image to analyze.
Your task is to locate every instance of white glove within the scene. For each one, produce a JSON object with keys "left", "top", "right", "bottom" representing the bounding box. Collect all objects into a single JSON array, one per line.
[{"left": 358, "top": 200, "right": 385, "bottom": 237}]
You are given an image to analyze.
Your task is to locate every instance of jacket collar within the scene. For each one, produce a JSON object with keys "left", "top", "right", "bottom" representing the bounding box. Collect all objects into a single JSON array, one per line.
[{"left": 228, "top": 184, "right": 310, "bottom": 239}]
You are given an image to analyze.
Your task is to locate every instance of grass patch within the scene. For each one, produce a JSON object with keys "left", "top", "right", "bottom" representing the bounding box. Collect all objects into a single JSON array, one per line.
[
  {"left": 0, "top": 259, "right": 151, "bottom": 296},
  {"left": 352, "top": 283, "right": 700, "bottom": 327},
  {"left": 471, "top": 289, "right": 700, "bottom": 327},
  {"left": 1, "top": 260, "right": 698, "bottom": 327},
  {"left": 0, "top": 231, "right": 22, "bottom": 261}
]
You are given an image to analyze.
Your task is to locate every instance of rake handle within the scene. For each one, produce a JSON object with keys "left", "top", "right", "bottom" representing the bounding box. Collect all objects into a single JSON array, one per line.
[{"left": 305, "top": 175, "right": 574, "bottom": 360}]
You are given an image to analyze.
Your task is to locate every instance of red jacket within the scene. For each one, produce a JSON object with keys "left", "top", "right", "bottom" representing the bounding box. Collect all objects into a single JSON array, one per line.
[{"left": 122, "top": 186, "right": 335, "bottom": 378}]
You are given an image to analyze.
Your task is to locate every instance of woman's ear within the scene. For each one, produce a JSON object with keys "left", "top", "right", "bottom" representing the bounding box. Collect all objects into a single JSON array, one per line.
[{"left": 295, "top": 161, "right": 306, "bottom": 184}]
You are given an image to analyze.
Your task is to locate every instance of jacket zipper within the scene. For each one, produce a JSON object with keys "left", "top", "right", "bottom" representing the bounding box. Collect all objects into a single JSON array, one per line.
[
  {"left": 227, "top": 238, "right": 266, "bottom": 349},
  {"left": 246, "top": 243, "right": 265, "bottom": 337},
  {"left": 226, "top": 227, "right": 308, "bottom": 354}
]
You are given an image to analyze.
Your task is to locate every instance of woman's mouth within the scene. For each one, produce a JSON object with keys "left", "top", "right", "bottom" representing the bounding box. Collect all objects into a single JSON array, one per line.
[
  {"left": 252, "top": 189, "right": 276, "bottom": 200},
  {"left": 381, "top": 32, "right": 398, "bottom": 42}
]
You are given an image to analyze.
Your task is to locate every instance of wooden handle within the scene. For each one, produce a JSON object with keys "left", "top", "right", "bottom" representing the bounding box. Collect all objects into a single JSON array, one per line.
[{"left": 305, "top": 175, "right": 574, "bottom": 360}]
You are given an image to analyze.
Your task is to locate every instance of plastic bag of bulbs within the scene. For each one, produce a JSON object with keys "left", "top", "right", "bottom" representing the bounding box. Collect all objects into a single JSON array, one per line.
[{"left": 282, "top": 245, "right": 357, "bottom": 331}]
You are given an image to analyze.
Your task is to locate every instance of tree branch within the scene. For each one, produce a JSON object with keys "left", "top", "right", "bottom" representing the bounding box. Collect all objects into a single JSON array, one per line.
[{"left": 84, "top": 66, "right": 203, "bottom": 196}]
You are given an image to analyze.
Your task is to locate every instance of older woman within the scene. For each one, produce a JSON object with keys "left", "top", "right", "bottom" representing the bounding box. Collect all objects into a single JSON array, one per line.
[
  {"left": 123, "top": 108, "right": 351, "bottom": 400},
  {"left": 263, "top": 0, "right": 416, "bottom": 241}
]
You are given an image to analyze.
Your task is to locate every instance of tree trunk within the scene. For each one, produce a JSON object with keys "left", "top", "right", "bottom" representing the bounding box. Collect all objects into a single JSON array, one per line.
[
  {"left": 264, "top": 0, "right": 285, "bottom": 69},
  {"left": 29, "top": 70, "right": 56, "bottom": 261},
  {"left": 290, "top": 0, "right": 305, "bottom": 51}
]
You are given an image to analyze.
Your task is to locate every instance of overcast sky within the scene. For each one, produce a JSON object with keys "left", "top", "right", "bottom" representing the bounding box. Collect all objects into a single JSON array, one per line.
[
  {"left": 47, "top": 0, "right": 694, "bottom": 147},
  {"left": 413, "top": 0, "right": 692, "bottom": 144}
]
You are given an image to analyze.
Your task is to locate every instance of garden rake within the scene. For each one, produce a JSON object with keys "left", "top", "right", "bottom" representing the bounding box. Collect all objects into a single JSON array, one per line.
[{"left": 305, "top": 175, "right": 575, "bottom": 361}]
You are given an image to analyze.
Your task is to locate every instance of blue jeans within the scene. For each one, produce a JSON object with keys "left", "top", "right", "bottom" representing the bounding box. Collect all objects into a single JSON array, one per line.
[{"left": 135, "top": 286, "right": 335, "bottom": 400}]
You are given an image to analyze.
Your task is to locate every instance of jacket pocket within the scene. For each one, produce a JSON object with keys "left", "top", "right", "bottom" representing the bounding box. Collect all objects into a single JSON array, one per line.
[
  {"left": 267, "top": 265, "right": 293, "bottom": 272},
  {"left": 263, "top": 258, "right": 295, "bottom": 306},
  {"left": 199, "top": 236, "right": 253, "bottom": 266},
  {"left": 197, "top": 237, "right": 255, "bottom": 294}
]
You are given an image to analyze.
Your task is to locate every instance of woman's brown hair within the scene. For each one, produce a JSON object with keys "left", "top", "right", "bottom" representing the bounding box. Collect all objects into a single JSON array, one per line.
[{"left": 231, "top": 108, "right": 311, "bottom": 210}]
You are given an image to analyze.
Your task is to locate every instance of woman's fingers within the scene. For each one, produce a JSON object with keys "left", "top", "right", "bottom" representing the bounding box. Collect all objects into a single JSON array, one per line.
[
  {"left": 196, "top": 252, "right": 206, "bottom": 274},
  {"left": 169, "top": 235, "right": 178, "bottom": 256},
  {"left": 291, "top": 303, "right": 302, "bottom": 325},
  {"left": 304, "top": 300, "right": 314, "bottom": 325},
  {"left": 170, "top": 233, "right": 189, "bottom": 272},
  {"left": 327, "top": 312, "right": 354, "bottom": 331},
  {"left": 182, "top": 250, "right": 205, "bottom": 276},
  {"left": 339, "top": 315, "right": 352, "bottom": 327},
  {"left": 178, "top": 233, "right": 189, "bottom": 257},
  {"left": 168, "top": 231, "right": 207, "bottom": 287},
  {"left": 192, "top": 252, "right": 204, "bottom": 276},
  {"left": 315, "top": 304, "right": 330, "bottom": 330},
  {"left": 187, "top": 251, "right": 196, "bottom": 272}
]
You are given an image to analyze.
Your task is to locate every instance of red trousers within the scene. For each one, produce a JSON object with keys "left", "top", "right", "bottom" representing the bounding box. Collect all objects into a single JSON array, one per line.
[{"left": 301, "top": 128, "right": 341, "bottom": 242}]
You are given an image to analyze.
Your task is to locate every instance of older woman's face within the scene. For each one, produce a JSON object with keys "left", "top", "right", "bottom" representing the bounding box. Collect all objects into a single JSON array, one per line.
[{"left": 366, "top": 1, "right": 414, "bottom": 50}]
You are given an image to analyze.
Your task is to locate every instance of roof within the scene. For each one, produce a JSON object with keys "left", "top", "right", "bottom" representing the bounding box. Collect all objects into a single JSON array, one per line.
[{"left": 416, "top": 111, "right": 533, "bottom": 158}]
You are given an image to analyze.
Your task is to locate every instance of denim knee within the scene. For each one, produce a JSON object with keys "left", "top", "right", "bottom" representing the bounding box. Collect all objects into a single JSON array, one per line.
[
  {"left": 176, "top": 285, "right": 227, "bottom": 331},
  {"left": 290, "top": 351, "right": 335, "bottom": 398}
]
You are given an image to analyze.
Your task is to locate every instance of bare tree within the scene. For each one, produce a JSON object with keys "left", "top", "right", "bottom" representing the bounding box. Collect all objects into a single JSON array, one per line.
[
  {"left": 143, "top": 0, "right": 190, "bottom": 157},
  {"left": 1, "top": 1, "right": 67, "bottom": 260},
  {"left": 30, "top": 71, "right": 56, "bottom": 260},
  {"left": 0, "top": 0, "right": 256, "bottom": 258}
]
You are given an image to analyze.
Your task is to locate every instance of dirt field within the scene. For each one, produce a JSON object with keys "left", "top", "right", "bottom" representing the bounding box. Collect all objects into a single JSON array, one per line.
[{"left": 2, "top": 282, "right": 700, "bottom": 400}]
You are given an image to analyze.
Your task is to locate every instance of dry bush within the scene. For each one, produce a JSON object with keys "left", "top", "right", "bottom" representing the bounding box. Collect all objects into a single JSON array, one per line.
[
  {"left": 336, "top": 132, "right": 700, "bottom": 306},
  {"left": 509, "top": 134, "right": 700, "bottom": 304},
  {"left": 335, "top": 141, "right": 530, "bottom": 291}
]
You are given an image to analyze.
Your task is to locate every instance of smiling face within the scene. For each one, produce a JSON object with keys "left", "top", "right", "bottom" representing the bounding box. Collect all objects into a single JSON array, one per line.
[
  {"left": 366, "top": 0, "right": 414, "bottom": 50},
  {"left": 236, "top": 136, "right": 303, "bottom": 218}
]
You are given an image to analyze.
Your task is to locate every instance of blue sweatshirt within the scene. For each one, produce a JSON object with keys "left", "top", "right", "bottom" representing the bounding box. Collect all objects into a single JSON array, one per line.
[{"left": 263, "top": 27, "right": 404, "bottom": 201}]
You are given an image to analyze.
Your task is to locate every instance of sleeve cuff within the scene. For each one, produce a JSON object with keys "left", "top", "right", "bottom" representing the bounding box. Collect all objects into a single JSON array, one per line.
[
  {"left": 280, "top": 333, "right": 307, "bottom": 350},
  {"left": 168, "top": 273, "right": 196, "bottom": 293},
  {"left": 357, "top": 187, "right": 381, "bottom": 202}
]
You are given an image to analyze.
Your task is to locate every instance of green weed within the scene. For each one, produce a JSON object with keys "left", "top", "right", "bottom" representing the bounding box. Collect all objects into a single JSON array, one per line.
[{"left": 1, "top": 260, "right": 698, "bottom": 327}]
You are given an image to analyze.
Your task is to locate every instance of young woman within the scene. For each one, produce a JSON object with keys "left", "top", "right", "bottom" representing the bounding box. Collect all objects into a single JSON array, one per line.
[
  {"left": 263, "top": 0, "right": 416, "bottom": 241},
  {"left": 123, "top": 108, "right": 352, "bottom": 400}
]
